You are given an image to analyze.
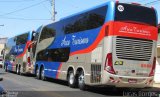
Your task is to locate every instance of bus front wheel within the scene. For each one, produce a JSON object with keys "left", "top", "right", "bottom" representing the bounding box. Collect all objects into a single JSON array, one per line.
[
  {"left": 36, "top": 67, "right": 40, "bottom": 79},
  {"left": 40, "top": 67, "right": 46, "bottom": 81},
  {"left": 68, "top": 70, "right": 76, "bottom": 88}
]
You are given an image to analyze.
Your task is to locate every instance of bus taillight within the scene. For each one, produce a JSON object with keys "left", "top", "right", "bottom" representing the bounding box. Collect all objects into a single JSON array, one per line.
[
  {"left": 149, "top": 57, "right": 156, "bottom": 77},
  {"left": 28, "top": 57, "right": 31, "bottom": 66},
  {"left": 105, "top": 53, "right": 116, "bottom": 74}
]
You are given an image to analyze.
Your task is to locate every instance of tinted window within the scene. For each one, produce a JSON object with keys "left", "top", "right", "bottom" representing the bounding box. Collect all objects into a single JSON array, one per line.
[
  {"left": 115, "top": 3, "right": 157, "bottom": 26},
  {"left": 39, "top": 26, "right": 56, "bottom": 42},
  {"left": 36, "top": 48, "right": 70, "bottom": 62},
  {"left": 16, "top": 33, "right": 28, "bottom": 45},
  {"left": 64, "top": 6, "right": 107, "bottom": 34},
  {"left": 5, "top": 38, "right": 16, "bottom": 55}
]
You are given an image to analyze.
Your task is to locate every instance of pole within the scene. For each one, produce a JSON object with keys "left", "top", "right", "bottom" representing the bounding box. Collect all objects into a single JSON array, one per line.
[{"left": 52, "top": 0, "right": 55, "bottom": 21}]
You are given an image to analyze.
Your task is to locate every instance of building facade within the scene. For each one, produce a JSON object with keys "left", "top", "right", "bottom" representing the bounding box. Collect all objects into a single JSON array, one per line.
[{"left": 0, "top": 38, "right": 7, "bottom": 55}]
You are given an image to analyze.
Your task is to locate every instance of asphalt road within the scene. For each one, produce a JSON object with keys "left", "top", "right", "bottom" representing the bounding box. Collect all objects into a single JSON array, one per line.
[{"left": 0, "top": 68, "right": 160, "bottom": 97}]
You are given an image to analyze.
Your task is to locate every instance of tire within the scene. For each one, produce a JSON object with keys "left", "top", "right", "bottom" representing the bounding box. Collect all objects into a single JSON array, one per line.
[
  {"left": 19, "top": 66, "right": 22, "bottom": 75},
  {"left": 5, "top": 65, "right": 8, "bottom": 72},
  {"left": 36, "top": 67, "right": 40, "bottom": 79},
  {"left": 78, "top": 70, "right": 87, "bottom": 90},
  {"left": 17, "top": 65, "right": 22, "bottom": 75},
  {"left": 16, "top": 65, "right": 19, "bottom": 75},
  {"left": 40, "top": 67, "right": 46, "bottom": 81},
  {"left": 68, "top": 70, "right": 76, "bottom": 88}
]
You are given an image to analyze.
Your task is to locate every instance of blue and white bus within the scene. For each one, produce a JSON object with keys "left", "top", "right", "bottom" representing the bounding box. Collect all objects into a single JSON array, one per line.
[
  {"left": 31, "top": 1, "right": 158, "bottom": 90},
  {"left": 4, "top": 31, "right": 35, "bottom": 75}
]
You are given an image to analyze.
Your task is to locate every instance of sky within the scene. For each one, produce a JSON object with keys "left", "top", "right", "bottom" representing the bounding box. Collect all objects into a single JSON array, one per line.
[{"left": 0, "top": 0, "right": 159, "bottom": 38}]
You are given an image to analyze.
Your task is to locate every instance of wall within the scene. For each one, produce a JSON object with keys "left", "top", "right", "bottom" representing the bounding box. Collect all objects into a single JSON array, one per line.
[{"left": 0, "top": 44, "right": 5, "bottom": 56}]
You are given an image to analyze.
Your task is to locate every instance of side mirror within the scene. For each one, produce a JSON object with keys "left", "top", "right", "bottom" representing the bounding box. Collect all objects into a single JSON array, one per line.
[
  {"left": 31, "top": 31, "right": 36, "bottom": 41},
  {"left": 33, "top": 32, "right": 36, "bottom": 37}
]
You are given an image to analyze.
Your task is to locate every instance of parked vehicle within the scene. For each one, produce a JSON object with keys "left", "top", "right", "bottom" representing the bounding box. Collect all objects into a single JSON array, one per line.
[
  {"left": 3, "top": 1, "right": 158, "bottom": 90},
  {"left": 4, "top": 31, "right": 35, "bottom": 75},
  {"left": 30, "top": 1, "right": 158, "bottom": 90}
]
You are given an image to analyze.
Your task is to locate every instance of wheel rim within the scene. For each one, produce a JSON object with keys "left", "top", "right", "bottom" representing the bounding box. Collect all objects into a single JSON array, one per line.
[
  {"left": 69, "top": 73, "right": 74, "bottom": 85},
  {"left": 41, "top": 68, "right": 44, "bottom": 79},
  {"left": 36, "top": 69, "right": 39, "bottom": 77},
  {"left": 78, "top": 72, "right": 84, "bottom": 86},
  {"left": 16, "top": 67, "right": 19, "bottom": 74}
]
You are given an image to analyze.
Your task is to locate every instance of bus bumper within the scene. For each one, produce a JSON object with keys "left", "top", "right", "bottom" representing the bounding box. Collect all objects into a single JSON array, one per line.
[
  {"left": 102, "top": 73, "right": 154, "bottom": 88},
  {"left": 23, "top": 66, "right": 34, "bottom": 74}
]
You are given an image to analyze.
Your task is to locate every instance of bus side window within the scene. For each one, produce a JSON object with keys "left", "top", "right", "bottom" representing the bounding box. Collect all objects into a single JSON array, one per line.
[
  {"left": 16, "top": 33, "right": 28, "bottom": 45},
  {"left": 63, "top": 5, "right": 107, "bottom": 34},
  {"left": 48, "top": 48, "right": 70, "bottom": 62},
  {"left": 39, "top": 27, "right": 56, "bottom": 42},
  {"left": 36, "top": 48, "right": 70, "bottom": 62}
]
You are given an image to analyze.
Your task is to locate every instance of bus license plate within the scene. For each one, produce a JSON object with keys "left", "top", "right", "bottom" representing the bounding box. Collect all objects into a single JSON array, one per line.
[{"left": 128, "top": 79, "right": 137, "bottom": 83}]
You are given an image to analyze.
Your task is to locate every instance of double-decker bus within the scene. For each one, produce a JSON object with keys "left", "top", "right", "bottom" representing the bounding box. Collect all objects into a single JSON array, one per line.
[
  {"left": 31, "top": 1, "right": 158, "bottom": 90},
  {"left": 4, "top": 31, "right": 35, "bottom": 75}
]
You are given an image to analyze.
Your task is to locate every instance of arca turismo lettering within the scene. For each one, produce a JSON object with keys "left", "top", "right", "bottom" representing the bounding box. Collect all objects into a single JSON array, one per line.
[
  {"left": 14, "top": 46, "right": 24, "bottom": 53},
  {"left": 61, "top": 35, "right": 89, "bottom": 46},
  {"left": 119, "top": 26, "right": 151, "bottom": 36}
]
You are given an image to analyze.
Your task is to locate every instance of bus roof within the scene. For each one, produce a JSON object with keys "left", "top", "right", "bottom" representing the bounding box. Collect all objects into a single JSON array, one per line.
[{"left": 9, "top": 31, "right": 32, "bottom": 38}]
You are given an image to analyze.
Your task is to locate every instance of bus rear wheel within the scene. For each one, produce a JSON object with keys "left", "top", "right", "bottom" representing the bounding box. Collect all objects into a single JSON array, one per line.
[
  {"left": 17, "top": 65, "right": 22, "bottom": 75},
  {"left": 40, "top": 67, "right": 46, "bottom": 81},
  {"left": 78, "top": 70, "right": 87, "bottom": 90},
  {"left": 68, "top": 70, "right": 76, "bottom": 88},
  {"left": 16, "top": 65, "right": 19, "bottom": 75}
]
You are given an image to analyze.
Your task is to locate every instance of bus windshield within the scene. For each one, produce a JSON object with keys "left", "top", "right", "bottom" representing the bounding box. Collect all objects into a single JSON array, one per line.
[{"left": 115, "top": 3, "right": 157, "bottom": 26}]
